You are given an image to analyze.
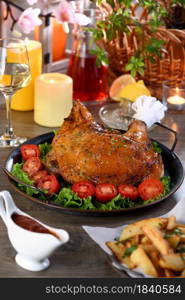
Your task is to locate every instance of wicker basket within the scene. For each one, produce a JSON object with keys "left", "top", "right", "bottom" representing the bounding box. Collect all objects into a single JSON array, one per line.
[{"left": 99, "top": 2, "right": 185, "bottom": 99}]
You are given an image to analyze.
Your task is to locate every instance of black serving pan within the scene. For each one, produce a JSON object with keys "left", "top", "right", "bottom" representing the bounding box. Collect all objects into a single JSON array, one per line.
[{"left": 3, "top": 123, "right": 184, "bottom": 216}]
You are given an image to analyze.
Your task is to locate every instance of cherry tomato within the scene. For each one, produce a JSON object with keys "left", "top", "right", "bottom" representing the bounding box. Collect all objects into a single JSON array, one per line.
[
  {"left": 23, "top": 157, "right": 42, "bottom": 177},
  {"left": 118, "top": 184, "right": 139, "bottom": 201},
  {"left": 37, "top": 174, "right": 60, "bottom": 195},
  {"left": 72, "top": 181, "right": 95, "bottom": 198},
  {"left": 31, "top": 170, "right": 48, "bottom": 184},
  {"left": 20, "top": 144, "right": 40, "bottom": 161},
  {"left": 138, "top": 178, "right": 164, "bottom": 201},
  {"left": 95, "top": 183, "right": 118, "bottom": 203}
]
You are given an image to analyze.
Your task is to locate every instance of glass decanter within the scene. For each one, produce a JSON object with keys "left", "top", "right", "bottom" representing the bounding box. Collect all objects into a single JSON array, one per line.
[{"left": 67, "top": 10, "right": 108, "bottom": 104}]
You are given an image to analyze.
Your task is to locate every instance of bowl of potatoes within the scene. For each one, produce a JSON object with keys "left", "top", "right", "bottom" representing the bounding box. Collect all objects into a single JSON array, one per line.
[{"left": 106, "top": 216, "right": 185, "bottom": 278}]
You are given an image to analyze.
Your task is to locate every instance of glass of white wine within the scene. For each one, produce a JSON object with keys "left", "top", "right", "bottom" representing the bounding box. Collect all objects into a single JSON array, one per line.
[{"left": 0, "top": 38, "right": 31, "bottom": 147}]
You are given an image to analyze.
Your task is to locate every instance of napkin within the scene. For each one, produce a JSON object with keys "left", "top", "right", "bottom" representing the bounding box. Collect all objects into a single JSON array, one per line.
[
  {"left": 132, "top": 96, "right": 167, "bottom": 128},
  {"left": 83, "top": 181, "right": 185, "bottom": 278}
]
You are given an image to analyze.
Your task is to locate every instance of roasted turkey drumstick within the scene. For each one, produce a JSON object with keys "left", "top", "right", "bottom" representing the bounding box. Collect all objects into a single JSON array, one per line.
[{"left": 45, "top": 100, "right": 164, "bottom": 185}]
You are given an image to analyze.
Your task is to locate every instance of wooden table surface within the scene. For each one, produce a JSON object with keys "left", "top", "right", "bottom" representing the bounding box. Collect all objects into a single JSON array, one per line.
[{"left": 0, "top": 101, "right": 185, "bottom": 278}]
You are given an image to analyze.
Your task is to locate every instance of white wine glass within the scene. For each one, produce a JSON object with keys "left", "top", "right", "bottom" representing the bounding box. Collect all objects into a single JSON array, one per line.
[{"left": 0, "top": 38, "right": 31, "bottom": 147}]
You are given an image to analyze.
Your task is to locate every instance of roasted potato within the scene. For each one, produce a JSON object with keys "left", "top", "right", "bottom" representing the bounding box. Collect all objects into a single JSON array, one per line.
[
  {"left": 106, "top": 216, "right": 185, "bottom": 278},
  {"left": 130, "top": 247, "right": 158, "bottom": 277},
  {"left": 166, "top": 216, "right": 177, "bottom": 230},
  {"left": 142, "top": 224, "right": 172, "bottom": 256},
  {"left": 180, "top": 269, "right": 185, "bottom": 277},
  {"left": 106, "top": 241, "right": 136, "bottom": 269},
  {"left": 119, "top": 218, "right": 168, "bottom": 241},
  {"left": 164, "top": 269, "right": 175, "bottom": 278},
  {"left": 159, "top": 253, "right": 185, "bottom": 271},
  {"left": 166, "top": 235, "right": 181, "bottom": 249}
]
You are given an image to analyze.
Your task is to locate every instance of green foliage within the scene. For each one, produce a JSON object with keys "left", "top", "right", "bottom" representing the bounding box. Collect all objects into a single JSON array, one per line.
[
  {"left": 172, "top": 0, "right": 185, "bottom": 5},
  {"left": 90, "top": 46, "right": 109, "bottom": 67},
  {"left": 89, "top": 0, "right": 182, "bottom": 74},
  {"left": 146, "top": 38, "right": 165, "bottom": 57},
  {"left": 125, "top": 55, "right": 145, "bottom": 77}
]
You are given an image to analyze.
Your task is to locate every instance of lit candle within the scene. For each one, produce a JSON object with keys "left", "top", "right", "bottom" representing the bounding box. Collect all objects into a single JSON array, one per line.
[
  {"left": 167, "top": 87, "right": 185, "bottom": 106},
  {"left": 11, "top": 40, "right": 42, "bottom": 111},
  {"left": 167, "top": 95, "right": 185, "bottom": 105},
  {"left": 34, "top": 73, "right": 73, "bottom": 127}
]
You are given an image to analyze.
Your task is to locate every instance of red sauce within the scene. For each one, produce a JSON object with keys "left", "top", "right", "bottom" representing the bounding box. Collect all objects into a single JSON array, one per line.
[
  {"left": 11, "top": 213, "right": 60, "bottom": 240},
  {"left": 67, "top": 54, "right": 108, "bottom": 102}
]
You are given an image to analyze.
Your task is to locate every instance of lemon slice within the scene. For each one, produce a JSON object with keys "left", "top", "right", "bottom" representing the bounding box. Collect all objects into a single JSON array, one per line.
[
  {"left": 116, "top": 80, "right": 151, "bottom": 102},
  {"left": 109, "top": 74, "right": 136, "bottom": 100}
]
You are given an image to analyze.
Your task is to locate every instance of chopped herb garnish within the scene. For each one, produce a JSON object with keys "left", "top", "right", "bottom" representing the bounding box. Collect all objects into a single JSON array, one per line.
[
  {"left": 122, "top": 245, "right": 137, "bottom": 258},
  {"left": 173, "top": 228, "right": 183, "bottom": 235},
  {"left": 165, "top": 227, "right": 183, "bottom": 238},
  {"left": 152, "top": 141, "right": 162, "bottom": 153}
]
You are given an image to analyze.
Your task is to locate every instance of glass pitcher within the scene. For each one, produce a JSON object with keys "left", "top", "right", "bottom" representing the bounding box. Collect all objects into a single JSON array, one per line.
[{"left": 67, "top": 10, "right": 108, "bottom": 103}]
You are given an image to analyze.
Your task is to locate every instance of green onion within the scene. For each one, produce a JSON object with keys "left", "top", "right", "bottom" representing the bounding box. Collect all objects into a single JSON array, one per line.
[{"left": 122, "top": 245, "right": 137, "bottom": 258}]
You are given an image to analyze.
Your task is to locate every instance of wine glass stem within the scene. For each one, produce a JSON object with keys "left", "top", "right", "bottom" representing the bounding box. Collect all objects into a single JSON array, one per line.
[{"left": 4, "top": 93, "right": 15, "bottom": 138}]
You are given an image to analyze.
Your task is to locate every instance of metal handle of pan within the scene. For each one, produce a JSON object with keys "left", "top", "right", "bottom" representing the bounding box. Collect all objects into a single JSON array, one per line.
[{"left": 155, "top": 122, "right": 177, "bottom": 152}]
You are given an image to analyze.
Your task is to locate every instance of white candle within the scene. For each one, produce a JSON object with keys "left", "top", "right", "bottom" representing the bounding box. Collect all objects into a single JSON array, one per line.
[
  {"left": 167, "top": 95, "right": 185, "bottom": 105},
  {"left": 34, "top": 73, "right": 73, "bottom": 127}
]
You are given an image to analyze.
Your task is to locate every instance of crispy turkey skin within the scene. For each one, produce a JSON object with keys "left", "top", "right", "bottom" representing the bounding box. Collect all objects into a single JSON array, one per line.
[{"left": 45, "top": 100, "right": 164, "bottom": 185}]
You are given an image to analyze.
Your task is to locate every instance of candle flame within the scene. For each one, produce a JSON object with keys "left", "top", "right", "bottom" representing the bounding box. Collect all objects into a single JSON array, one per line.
[
  {"left": 175, "top": 87, "right": 179, "bottom": 94},
  {"left": 49, "top": 79, "right": 56, "bottom": 84}
]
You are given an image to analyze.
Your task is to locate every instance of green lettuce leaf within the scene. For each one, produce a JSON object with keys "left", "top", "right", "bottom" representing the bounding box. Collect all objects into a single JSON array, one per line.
[
  {"left": 11, "top": 163, "right": 39, "bottom": 196},
  {"left": 39, "top": 142, "right": 52, "bottom": 160},
  {"left": 53, "top": 188, "right": 96, "bottom": 210},
  {"left": 94, "top": 194, "right": 136, "bottom": 210}
]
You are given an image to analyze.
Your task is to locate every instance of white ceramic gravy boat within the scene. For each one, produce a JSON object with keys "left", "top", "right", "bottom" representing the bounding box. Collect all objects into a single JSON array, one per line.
[{"left": 0, "top": 191, "right": 69, "bottom": 272}]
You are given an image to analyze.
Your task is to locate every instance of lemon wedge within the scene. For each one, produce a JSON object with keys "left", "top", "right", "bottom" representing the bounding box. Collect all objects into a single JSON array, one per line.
[
  {"left": 117, "top": 80, "right": 151, "bottom": 102},
  {"left": 109, "top": 74, "right": 136, "bottom": 100}
]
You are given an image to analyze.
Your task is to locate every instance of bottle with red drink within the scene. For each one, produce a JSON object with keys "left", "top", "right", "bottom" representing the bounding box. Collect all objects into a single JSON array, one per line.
[{"left": 67, "top": 17, "right": 108, "bottom": 103}]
